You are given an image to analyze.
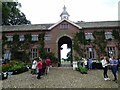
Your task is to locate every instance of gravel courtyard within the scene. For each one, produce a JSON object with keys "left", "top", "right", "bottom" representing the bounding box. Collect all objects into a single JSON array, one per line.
[{"left": 1, "top": 67, "right": 119, "bottom": 88}]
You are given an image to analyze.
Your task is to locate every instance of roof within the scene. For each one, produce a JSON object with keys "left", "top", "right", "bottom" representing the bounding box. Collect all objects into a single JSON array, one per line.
[
  {"left": 48, "top": 19, "right": 82, "bottom": 30},
  {"left": 2, "top": 23, "right": 53, "bottom": 32},
  {"left": 76, "top": 21, "right": 120, "bottom": 28},
  {"left": 2, "top": 20, "right": 120, "bottom": 32}
]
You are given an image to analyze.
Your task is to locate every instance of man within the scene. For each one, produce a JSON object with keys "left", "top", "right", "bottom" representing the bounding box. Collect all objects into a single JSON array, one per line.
[
  {"left": 110, "top": 56, "right": 118, "bottom": 81},
  {"left": 45, "top": 57, "right": 51, "bottom": 74}
]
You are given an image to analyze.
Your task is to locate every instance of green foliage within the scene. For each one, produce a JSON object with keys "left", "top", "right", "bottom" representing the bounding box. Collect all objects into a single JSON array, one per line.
[
  {"left": 13, "top": 34, "right": 19, "bottom": 42},
  {"left": 76, "top": 65, "right": 88, "bottom": 74},
  {"left": 2, "top": 2, "right": 31, "bottom": 25},
  {"left": 38, "top": 33, "right": 45, "bottom": 58},
  {"left": 8, "top": 63, "right": 26, "bottom": 71},
  {"left": 112, "top": 30, "right": 120, "bottom": 40},
  {"left": 73, "top": 31, "right": 86, "bottom": 59},
  {"left": 112, "top": 30, "right": 120, "bottom": 56},
  {"left": 24, "top": 34, "right": 32, "bottom": 42},
  {"left": 92, "top": 31, "right": 107, "bottom": 59}
]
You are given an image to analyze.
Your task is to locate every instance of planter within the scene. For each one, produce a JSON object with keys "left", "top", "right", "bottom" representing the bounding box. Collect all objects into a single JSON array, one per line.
[
  {"left": 0, "top": 72, "right": 8, "bottom": 80},
  {"left": 73, "top": 61, "right": 78, "bottom": 70},
  {"left": 8, "top": 71, "right": 13, "bottom": 76}
]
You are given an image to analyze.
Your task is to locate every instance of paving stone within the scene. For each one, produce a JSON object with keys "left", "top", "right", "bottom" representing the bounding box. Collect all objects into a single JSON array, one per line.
[{"left": 1, "top": 67, "right": 118, "bottom": 88}]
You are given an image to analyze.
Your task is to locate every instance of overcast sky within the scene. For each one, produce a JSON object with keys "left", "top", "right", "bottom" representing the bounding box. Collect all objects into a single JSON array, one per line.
[{"left": 18, "top": 0, "right": 119, "bottom": 24}]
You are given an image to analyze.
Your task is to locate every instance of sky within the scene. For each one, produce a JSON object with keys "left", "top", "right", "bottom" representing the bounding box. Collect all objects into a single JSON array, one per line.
[
  {"left": 18, "top": 0, "right": 119, "bottom": 24},
  {"left": 61, "top": 44, "right": 70, "bottom": 59}
]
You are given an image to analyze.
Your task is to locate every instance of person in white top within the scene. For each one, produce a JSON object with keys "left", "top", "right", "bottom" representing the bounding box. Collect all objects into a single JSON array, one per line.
[
  {"left": 101, "top": 56, "right": 110, "bottom": 81},
  {"left": 31, "top": 59, "right": 37, "bottom": 76}
]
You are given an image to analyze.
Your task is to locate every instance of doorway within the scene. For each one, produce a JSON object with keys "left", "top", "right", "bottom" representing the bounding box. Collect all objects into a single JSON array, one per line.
[{"left": 58, "top": 36, "right": 72, "bottom": 67}]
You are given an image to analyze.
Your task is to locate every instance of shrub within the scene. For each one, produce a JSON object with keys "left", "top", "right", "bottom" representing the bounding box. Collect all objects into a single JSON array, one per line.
[
  {"left": 79, "top": 66, "right": 88, "bottom": 74},
  {"left": 2, "top": 64, "right": 12, "bottom": 72},
  {"left": 76, "top": 65, "right": 88, "bottom": 74}
]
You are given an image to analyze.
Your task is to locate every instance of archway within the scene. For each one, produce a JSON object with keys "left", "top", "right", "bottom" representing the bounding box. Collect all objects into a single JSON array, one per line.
[{"left": 58, "top": 36, "right": 72, "bottom": 67}]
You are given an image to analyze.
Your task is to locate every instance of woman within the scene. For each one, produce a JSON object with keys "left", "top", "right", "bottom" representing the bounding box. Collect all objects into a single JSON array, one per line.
[
  {"left": 36, "top": 58, "right": 42, "bottom": 79},
  {"left": 101, "top": 56, "right": 110, "bottom": 81},
  {"left": 31, "top": 59, "right": 37, "bottom": 76},
  {"left": 110, "top": 56, "right": 118, "bottom": 81}
]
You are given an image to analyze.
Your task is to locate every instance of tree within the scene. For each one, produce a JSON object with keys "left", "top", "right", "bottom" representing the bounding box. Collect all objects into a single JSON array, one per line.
[{"left": 2, "top": 2, "right": 31, "bottom": 25}]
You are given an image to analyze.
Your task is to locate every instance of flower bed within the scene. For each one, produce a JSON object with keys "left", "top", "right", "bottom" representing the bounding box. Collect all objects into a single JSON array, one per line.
[
  {"left": 2, "top": 60, "right": 29, "bottom": 75},
  {"left": 8, "top": 63, "right": 29, "bottom": 75}
]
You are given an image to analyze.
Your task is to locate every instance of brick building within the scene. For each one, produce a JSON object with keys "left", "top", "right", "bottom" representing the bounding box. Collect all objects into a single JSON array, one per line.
[{"left": 1, "top": 6, "right": 120, "bottom": 65}]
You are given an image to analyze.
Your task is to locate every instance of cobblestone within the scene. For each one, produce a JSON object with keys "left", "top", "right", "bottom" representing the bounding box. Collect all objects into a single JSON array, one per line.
[{"left": 1, "top": 67, "right": 119, "bottom": 88}]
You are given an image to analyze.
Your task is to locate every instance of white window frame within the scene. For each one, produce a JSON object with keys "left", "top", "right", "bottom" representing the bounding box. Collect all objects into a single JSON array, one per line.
[
  {"left": 85, "top": 33, "right": 94, "bottom": 40},
  {"left": 60, "top": 23, "right": 69, "bottom": 30},
  {"left": 44, "top": 34, "right": 51, "bottom": 41},
  {"left": 86, "top": 47, "right": 95, "bottom": 59},
  {"left": 32, "top": 35, "right": 38, "bottom": 41},
  {"left": 45, "top": 48, "right": 51, "bottom": 53},
  {"left": 30, "top": 48, "right": 38, "bottom": 60},
  {"left": 19, "top": 35, "right": 24, "bottom": 41},
  {"left": 105, "top": 32, "right": 113, "bottom": 39},
  {"left": 4, "top": 49, "right": 11, "bottom": 60},
  {"left": 106, "top": 47, "right": 115, "bottom": 57},
  {"left": 6, "top": 35, "right": 13, "bottom": 41}
]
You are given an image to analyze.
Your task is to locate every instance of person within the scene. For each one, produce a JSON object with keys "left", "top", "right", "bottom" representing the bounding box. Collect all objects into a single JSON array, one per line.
[
  {"left": 31, "top": 58, "right": 37, "bottom": 76},
  {"left": 88, "top": 58, "right": 92, "bottom": 70},
  {"left": 45, "top": 57, "right": 51, "bottom": 74},
  {"left": 110, "top": 56, "right": 118, "bottom": 81},
  {"left": 101, "top": 56, "right": 110, "bottom": 80},
  {"left": 36, "top": 58, "right": 42, "bottom": 79},
  {"left": 42, "top": 59, "right": 46, "bottom": 75},
  {"left": 83, "top": 58, "right": 88, "bottom": 68}
]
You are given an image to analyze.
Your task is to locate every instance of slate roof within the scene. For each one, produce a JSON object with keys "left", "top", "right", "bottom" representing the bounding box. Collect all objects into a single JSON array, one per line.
[
  {"left": 2, "top": 23, "right": 53, "bottom": 32},
  {"left": 2, "top": 20, "right": 120, "bottom": 32},
  {"left": 76, "top": 21, "right": 120, "bottom": 28}
]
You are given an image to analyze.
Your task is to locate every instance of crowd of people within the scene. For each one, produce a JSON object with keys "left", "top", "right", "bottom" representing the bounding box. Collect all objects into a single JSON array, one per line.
[
  {"left": 31, "top": 57, "right": 51, "bottom": 79},
  {"left": 101, "top": 56, "right": 119, "bottom": 81},
  {"left": 82, "top": 56, "right": 119, "bottom": 81},
  {"left": 31, "top": 55, "right": 119, "bottom": 81}
]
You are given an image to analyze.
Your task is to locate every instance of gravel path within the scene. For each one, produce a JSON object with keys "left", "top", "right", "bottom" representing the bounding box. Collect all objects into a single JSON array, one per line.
[{"left": 1, "top": 67, "right": 119, "bottom": 88}]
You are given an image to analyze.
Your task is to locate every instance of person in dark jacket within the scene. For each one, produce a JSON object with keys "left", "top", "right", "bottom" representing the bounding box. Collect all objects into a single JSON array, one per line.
[{"left": 42, "top": 59, "right": 46, "bottom": 75}]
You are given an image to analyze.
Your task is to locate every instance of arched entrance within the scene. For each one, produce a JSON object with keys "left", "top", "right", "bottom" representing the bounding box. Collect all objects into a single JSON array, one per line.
[{"left": 58, "top": 36, "right": 72, "bottom": 67}]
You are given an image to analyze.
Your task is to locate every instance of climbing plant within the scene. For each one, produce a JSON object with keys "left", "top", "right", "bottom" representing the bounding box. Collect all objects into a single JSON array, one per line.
[
  {"left": 92, "top": 31, "right": 107, "bottom": 59},
  {"left": 112, "top": 29, "right": 120, "bottom": 57},
  {"left": 73, "top": 31, "right": 86, "bottom": 60},
  {"left": 38, "top": 33, "right": 46, "bottom": 59}
]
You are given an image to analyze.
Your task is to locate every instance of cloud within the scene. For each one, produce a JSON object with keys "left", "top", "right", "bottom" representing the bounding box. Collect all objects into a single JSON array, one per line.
[{"left": 18, "top": 0, "right": 119, "bottom": 24}]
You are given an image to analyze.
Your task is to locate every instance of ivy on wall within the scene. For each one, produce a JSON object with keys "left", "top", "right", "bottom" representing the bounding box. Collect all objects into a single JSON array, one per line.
[
  {"left": 73, "top": 30, "right": 108, "bottom": 60},
  {"left": 112, "top": 29, "right": 120, "bottom": 57},
  {"left": 92, "top": 31, "right": 107, "bottom": 59},
  {"left": 38, "top": 33, "right": 45, "bottom": 59},
  {"left": 73, "top": 31, "right": 86, "bottom": 60}
]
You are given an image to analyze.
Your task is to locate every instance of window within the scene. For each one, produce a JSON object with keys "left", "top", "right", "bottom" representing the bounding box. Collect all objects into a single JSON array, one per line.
[
  {"left": 60, "top": 23, "right": 69, "bottom": 30},
  {"left": 6, "top": 36, "right": 13, "bottom": 41},
  {"left": 106, "top": 47, "right": 115, "bottom": 57},
  {"left": 19, "top": 35, "right": 24, "bottom": 41},
  {"left": 4, "top": 50, "right": 11, "bottom": 60},
  {"left": 85, "top": 33, "right": 94, "bottom": 40},
  {"left": 45, "top": 48, "right": 51, "bottom": 52},
  {"left": 30, "top": 48, "right": 38, "bottom": 60},
  {"left": 105, "top": 32, "right": 113, "bottom": 39},
  {"left": 86, "top": 47, "right": 95, "bottom": 59},
  {"left": 32, "top": 35, "right": 38, "bottom": 41},
  {"left": 44, "top": 34, "right": 51, "bottom": 41}
]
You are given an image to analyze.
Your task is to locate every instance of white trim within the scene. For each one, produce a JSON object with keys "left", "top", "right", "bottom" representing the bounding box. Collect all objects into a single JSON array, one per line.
[{"left": 48, "top": 19, "right": 82, "bottom": 30}]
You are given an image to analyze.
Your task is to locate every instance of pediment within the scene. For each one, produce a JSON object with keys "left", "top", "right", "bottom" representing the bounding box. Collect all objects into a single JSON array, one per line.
[{"left": 48, "top": 19, "right": 82, "bottom": 30}]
